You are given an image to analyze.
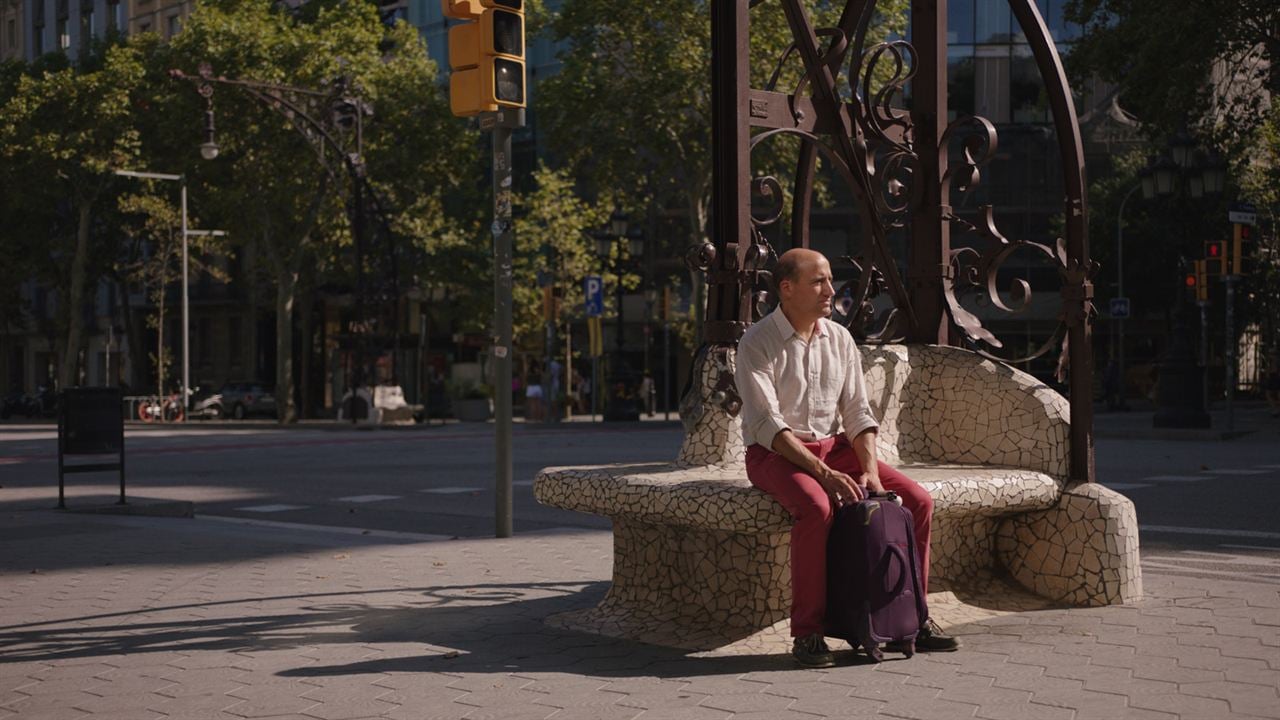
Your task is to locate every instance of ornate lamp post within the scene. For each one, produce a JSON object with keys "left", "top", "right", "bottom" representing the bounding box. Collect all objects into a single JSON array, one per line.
[
  {"left": 1140, "top": 140, "right": 1226, "bottom": 429},
  {"left": 597, "top": 209, "right": 642, "bottom": 422},
  {"left": 171, "top": 63, "right": 395, "bottom": 424}
]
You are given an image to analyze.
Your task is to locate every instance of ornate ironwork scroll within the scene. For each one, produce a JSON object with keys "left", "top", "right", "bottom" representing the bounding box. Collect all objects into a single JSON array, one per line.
[{"left": 696, "top": 0, "right": 1096, "bottom": 481}]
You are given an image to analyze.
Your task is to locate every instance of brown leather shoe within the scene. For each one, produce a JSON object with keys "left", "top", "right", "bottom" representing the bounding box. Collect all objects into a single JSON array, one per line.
[
  {"left": 792, "top": 634, "right": 836, "bottom": 668},
  {"left": 888, "top": 618, "right": 960, "bottom": 653}
]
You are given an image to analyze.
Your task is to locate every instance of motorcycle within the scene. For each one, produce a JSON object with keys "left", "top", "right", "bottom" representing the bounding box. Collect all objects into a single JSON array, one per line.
[
  {"left": 189, "top": 386, "right": 225, "bottom": 420},
  {"left": 0, "top": 390, "right": 36, "bottom": 419}
]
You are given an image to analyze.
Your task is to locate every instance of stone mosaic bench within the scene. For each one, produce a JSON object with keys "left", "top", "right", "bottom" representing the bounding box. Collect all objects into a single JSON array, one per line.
[{"left": 534, "top": 343, "right": 1141, "bottom": 651}]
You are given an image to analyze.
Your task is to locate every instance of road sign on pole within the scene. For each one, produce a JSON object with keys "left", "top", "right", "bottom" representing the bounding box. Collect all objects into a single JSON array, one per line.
[
  {"left": 584, "top": 275, "right": 604, "bottom": 317},
  {"left": 1228, "top": 201, "right": 1257, "bottom": 226},
  {"left": 1109, "top": 297, "right": 1130, "bottom": 319}
]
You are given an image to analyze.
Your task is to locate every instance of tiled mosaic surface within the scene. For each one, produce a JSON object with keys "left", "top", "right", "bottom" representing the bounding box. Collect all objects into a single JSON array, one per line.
[
  {"left": 543, "top": 518, "right": 792, "bottom": 652},
  {"left": 676, "top": 345, "right": 745, "bottom": 468},
  {"left": 861, "top": 345, "right": 1071, "bottom": 478},
  {"left": 535, "top": 343, "right": 1141, "bottom": 649},
  {"left": 997, "top": 480, "right": 1143, "bottom": 606}
]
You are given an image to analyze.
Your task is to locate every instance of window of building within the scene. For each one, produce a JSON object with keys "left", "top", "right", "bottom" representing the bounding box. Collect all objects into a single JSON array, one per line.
[
  {"left": 1036, "top": 0, "right": 1082, "bottom": 42},
  {"left": 6, "top": 19, "right": 15, "bottom": 52},
  {"left": 947, "top": 45, "right": 976, "bottom": 121},
  {"left": 80, "top": 5, "right": 94, "bottom": 51},
  {"left": 974, "top": 0, "right": 1011, "bottom": 43},
  {"left": 1010, "top": 45, "right": 1048, "bottom": 124},
  {"left": 107, "top": 0, "right": 121, "bottom": 32},
  {"left": 33, "top": 0, "right": 45, "bottom": 55},
  {"left": 948, "top": 0, "right": 974, "bottom": 44},
  {"left": 56, "top": 18, "right": 69, "bottom": 49},
  {"left": 973, "top": 44, "right": 1010, "bottom": 124},
  {"left": 166, "top": 13, "right": 180, "bottom": 38},
  {"left": 196, "top": 317, "right": 213, "bottom": 367},
  {"left": 138, "top": 20, "right": 151, "bottom": 34}
]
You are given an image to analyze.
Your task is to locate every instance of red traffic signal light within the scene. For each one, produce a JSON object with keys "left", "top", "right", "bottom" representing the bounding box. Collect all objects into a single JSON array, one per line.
[
  {"left": 1185, "top": 273, "right": 1196, "bottom": 287},
  {"left": 1204, "top": 240, "right": 1226, "bottom": 276}
]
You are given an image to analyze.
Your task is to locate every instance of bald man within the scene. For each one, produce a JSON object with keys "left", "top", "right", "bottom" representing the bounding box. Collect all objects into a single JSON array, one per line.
[{"left": 735, "top": 249, "right": 958, "bottom": 667}]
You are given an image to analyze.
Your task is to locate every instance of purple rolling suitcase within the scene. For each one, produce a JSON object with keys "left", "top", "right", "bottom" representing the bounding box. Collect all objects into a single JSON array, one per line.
[{"left": 824, "top": 491, "right": 929, "bottom": 662}]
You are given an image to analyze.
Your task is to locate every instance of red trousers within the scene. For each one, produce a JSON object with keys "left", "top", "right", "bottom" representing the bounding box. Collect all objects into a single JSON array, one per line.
[{"left": 745, "top": 435, "right": 934, "bottom": 638}]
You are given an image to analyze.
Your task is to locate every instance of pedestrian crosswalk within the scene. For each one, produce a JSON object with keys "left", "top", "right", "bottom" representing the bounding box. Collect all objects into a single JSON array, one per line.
[
  {"left": 1101, "top": 462, "right": 1280, "bottom": 494},
  {"left": 335, "top": 494, "right": 402, "bottom": 503},
  {"left": 1142, "top": 547, "right": 1280, "bottom": 585}
]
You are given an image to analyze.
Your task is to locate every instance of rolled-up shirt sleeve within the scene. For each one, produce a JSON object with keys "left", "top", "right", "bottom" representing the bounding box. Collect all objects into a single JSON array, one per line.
[
  {"left": 735, "top": 335, "right": 791, "bottom": 449},
  {"left": 838, "top": 338, "right": 879, "bottom": 441}
]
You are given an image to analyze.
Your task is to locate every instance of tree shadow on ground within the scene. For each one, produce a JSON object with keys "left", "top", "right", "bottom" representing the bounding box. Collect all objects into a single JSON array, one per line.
[{"left": 0, "top": 580, "right": 827, "bottom": 678}]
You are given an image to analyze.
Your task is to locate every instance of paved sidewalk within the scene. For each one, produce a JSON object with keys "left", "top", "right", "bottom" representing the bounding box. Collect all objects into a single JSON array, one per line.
[{"left": 1, "top": 509, "right": 1278, "bottom": 720}]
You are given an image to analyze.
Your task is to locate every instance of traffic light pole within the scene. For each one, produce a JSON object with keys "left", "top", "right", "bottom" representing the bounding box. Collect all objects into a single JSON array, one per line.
[
  {"left": 484, "top": 108, "right": 523, "bottom": 539},
  {"left": 1199, "top": 300, "right": 1210, "bottom": 415},
  {"left": 1225, "top": 274, "right": 1237, "bottom": 433}
]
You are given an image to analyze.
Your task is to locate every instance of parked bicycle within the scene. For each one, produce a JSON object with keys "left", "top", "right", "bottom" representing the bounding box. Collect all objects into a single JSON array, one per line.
[{"left": 136, "top": 393, "right": 185, "bottom": 423}]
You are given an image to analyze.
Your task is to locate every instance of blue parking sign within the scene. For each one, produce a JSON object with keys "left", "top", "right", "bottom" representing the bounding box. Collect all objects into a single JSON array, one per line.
[
  {"left": 1109, "top": 297, "right": 1130, "bottom": 319},
  {"left": 584, "top": 276, "right": 604, "bottom": 317}
]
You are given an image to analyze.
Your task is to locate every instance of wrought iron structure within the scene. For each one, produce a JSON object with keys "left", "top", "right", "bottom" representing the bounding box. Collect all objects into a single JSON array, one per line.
[
  {"left": 170, "top": 63, "right": 402, "bottom": 421},
  {"left": 690, "top": 0, "right": 1096, "bottom": 481}
]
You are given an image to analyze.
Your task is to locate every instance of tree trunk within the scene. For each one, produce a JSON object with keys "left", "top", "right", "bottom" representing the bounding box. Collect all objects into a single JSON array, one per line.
[
  {"left": 114, "top": 276, "right": 145, "bottom": 391},
  {"left": 298, "top": 276, "right": 314, "bottom": 419},
  {"left": 58, "top": 202, "right": 93, "bottom": 390},
  {"left": 275, "top": 268, "right": 297, "bottom": 424},
  {"left": 156, "top": 265, "right": 167, "bottom": 396}
]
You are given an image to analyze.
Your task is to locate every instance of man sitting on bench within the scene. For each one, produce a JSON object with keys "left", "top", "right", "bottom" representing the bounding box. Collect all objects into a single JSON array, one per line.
[{"left": 735, "top": 248, "right": 960, "bottom": 667}]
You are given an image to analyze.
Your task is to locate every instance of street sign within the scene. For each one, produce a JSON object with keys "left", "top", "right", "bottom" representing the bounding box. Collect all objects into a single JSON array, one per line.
[
  {"left": 584, "top": 275, "right": 603, "bottom": 317},
  {"left": 1109, "top": 297, "right": 1131, "bottom": 319},
  {"left": 1229, "top": 201, "right": 1257, "bottom": 226}
]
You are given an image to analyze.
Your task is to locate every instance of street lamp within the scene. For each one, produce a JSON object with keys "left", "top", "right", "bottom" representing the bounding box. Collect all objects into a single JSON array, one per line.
[
  {"left": 199, "top": 106, "right": 219, "bottom": 160},
  {"left": 1137, "top": 138, "right": 1226, "bottom": 429},
  {"left": 598, "top": 210, "right": 642, "bottom": 421},
  {"left": 173, "top": 64, "right": 389, "bottom": 426},
  {"left": 113, "top": 169, "right": 225, "bottom": 418}
]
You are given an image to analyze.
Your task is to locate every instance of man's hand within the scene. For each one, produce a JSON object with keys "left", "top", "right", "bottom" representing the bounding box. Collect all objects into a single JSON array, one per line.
[
  {"left": 858, "top": 471, "right": 885, "bottom": 496},
  {"left": 817, "top": 464, "right": 863, "bottom": 506}
]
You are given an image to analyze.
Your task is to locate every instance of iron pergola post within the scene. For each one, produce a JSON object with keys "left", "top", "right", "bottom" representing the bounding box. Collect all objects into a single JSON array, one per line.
[{"left": 689, "top": 0, "right": 1096, "bottom": 482}]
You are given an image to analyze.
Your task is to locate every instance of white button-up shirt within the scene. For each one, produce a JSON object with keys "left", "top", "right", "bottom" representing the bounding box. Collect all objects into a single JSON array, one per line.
[{"left": 735, "top": 308, "right": 879, "bottom": 449}]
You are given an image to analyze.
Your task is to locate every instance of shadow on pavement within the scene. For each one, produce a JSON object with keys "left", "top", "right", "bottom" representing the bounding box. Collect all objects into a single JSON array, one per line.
[{"left": 0, "top": 580, "right": 811, "bottom": 677}]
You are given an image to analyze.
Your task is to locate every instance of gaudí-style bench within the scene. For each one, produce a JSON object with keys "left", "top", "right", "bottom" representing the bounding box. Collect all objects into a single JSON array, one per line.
[{"left": 534, "top": 343, "right": 1141, "bottom": 651}]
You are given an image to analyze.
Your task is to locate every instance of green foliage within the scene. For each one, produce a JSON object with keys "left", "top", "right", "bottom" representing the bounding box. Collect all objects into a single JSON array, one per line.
[
  {"left": 1066, "top": 0, "right": 1279, "bottom": 348},
  {"left": 538, "top": 0, "right": 911, "bottom": 253},
  {"left": 0, "top": 43, "right": 147, "bottom": 385},
  {"left": 512, "top": 164, "right": 614, "bottom": 347},
  {"left": 1065, "top": 0, "right": 1277, "bottom": 150}
]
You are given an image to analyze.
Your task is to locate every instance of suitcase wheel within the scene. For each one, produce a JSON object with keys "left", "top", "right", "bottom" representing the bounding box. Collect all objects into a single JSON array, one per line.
[{"left": 866, "top": 645, "right": 884, "bottom": 663}]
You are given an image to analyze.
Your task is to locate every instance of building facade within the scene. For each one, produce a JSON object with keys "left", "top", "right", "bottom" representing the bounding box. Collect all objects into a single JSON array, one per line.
[{"left": 1, "top": 0, "right": 24, "bottom": 60}]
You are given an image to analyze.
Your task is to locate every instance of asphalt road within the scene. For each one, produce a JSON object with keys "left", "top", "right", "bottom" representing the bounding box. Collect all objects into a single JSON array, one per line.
[{"left": 2, "top": 410, "right": 1279, "bottom": 563}]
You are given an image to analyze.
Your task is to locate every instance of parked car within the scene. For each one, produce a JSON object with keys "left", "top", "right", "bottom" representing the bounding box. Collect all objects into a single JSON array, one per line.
[{"left": 217, "top": 382, "right": 277, "bottom": 420}]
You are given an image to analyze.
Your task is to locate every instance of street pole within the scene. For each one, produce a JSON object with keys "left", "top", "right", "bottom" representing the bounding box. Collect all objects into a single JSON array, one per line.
[
  {"left": 1199, "top": 300, "right": 1209, "bottom": 414},
  {"left": 484, "top": 108, "right": 523, "bottom": 539},
  {"left": 663, "top": 320, "right": 671, "bottom": 421},
  {"left": 1225, "top": 274, "right": 1236, "bottom": 432},
  {"left": 1117, "top": 185, "right": 1138, "bottom": 404},
  {"left": 180, "top": 178, "right": 189, "bottom": 421}
]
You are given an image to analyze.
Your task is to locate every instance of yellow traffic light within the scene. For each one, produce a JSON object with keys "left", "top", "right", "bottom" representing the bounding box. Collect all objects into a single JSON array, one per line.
[
  {"left": 442, "top": 0, "right": 482, "bottom": 19},
  {"left": 1232, "top": 223, "right": 1251, "bottom": 275},
  {"left": 444, "top": 0, "right": 526, "bottom": 117}
]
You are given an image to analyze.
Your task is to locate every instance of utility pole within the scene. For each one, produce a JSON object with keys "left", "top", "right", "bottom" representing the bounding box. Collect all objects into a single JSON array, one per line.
[{"left": 483, "top": 108, "right": 524, "bottom": 539}]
